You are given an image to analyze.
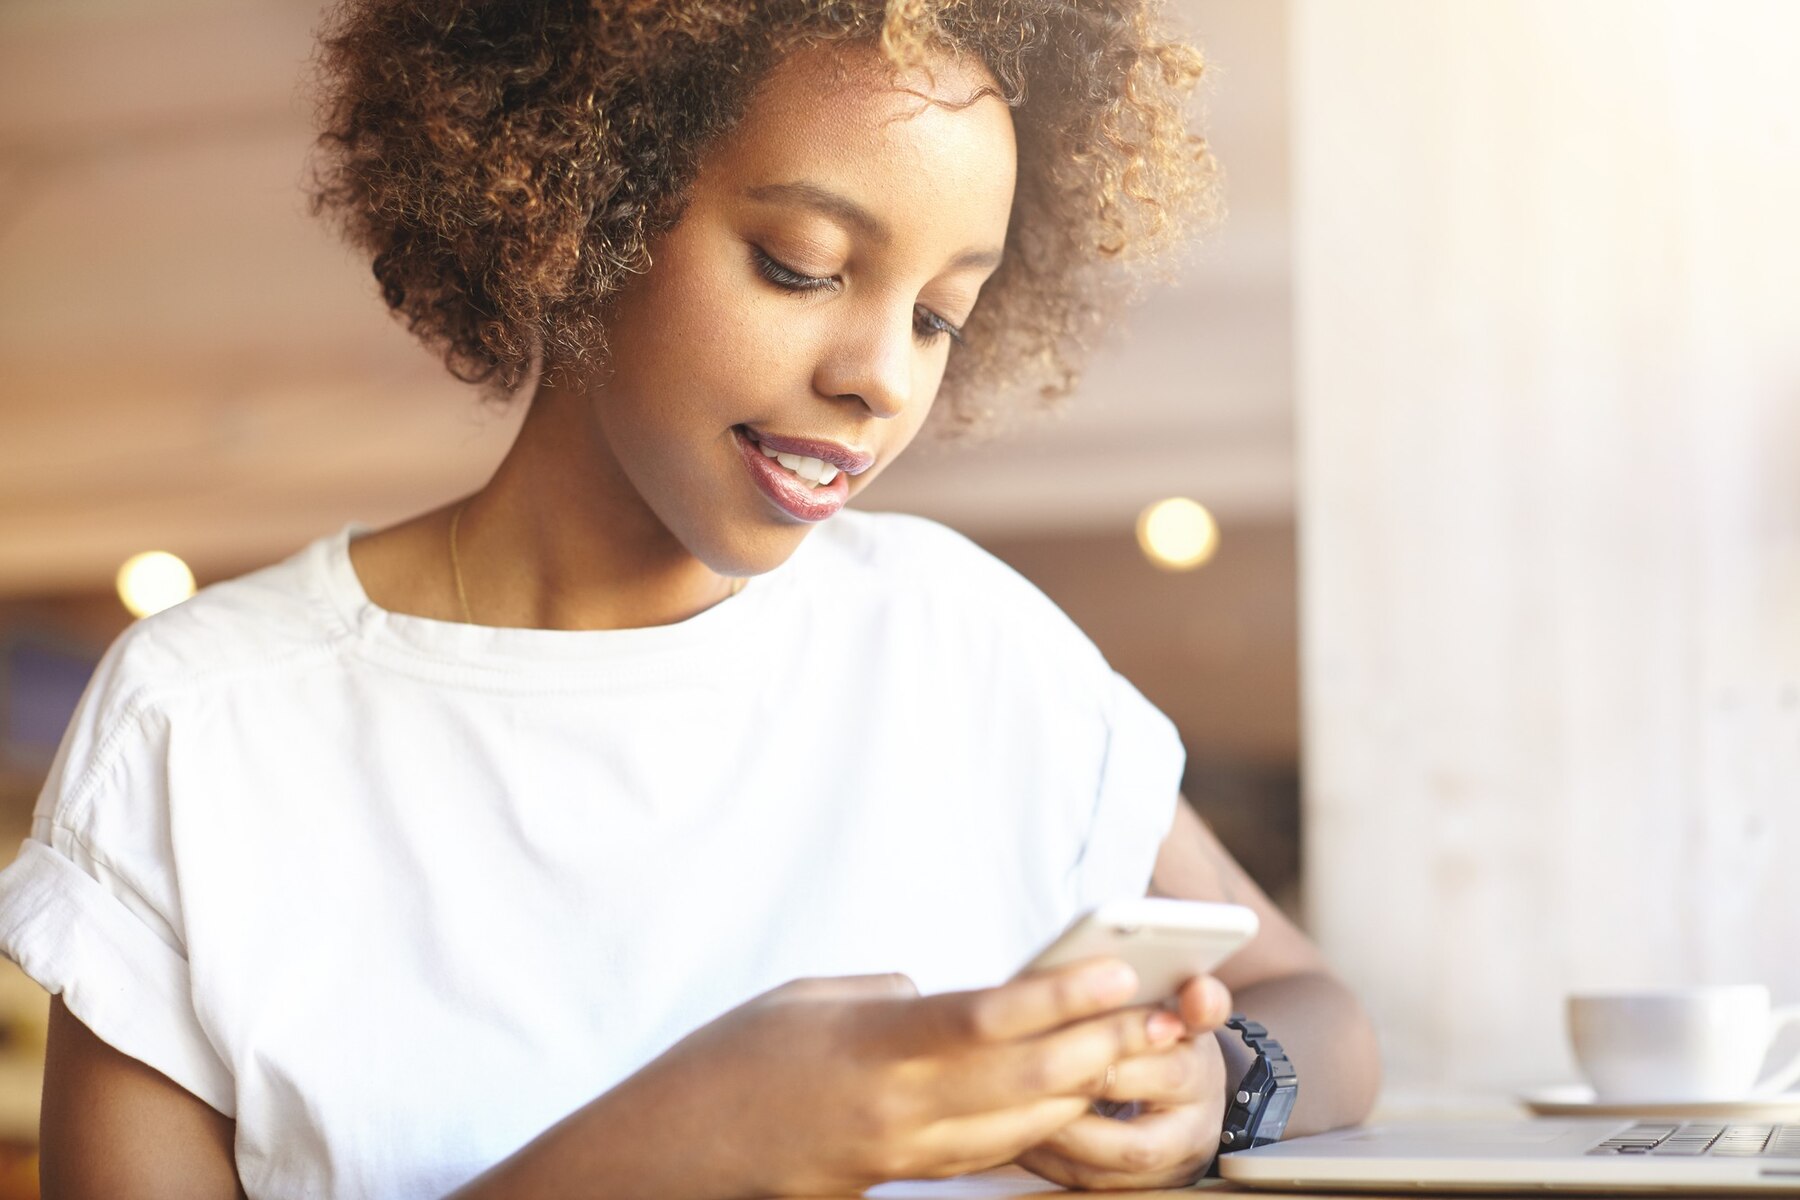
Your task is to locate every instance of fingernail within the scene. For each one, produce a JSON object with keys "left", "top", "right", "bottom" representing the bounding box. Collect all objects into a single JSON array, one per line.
[
  {"left": 1148, "top": 1011, "right": 1185, "bottom": 1044},
  {"left": 1204, "top": 977, "right": 1232, "bottom": 1022},
  {"left": 1094, "top": 962, "right": 1138, "bottom": 1001}
]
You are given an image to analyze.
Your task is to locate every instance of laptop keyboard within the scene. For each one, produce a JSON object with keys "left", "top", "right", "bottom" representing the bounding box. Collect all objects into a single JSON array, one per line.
[{"left": 1588, "top": 1123, "right": 1800, "bottom": 1157}]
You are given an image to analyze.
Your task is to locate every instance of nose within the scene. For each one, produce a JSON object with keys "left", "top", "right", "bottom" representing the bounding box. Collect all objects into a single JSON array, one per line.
[{"left": 810, "top": 303, "right": 915, "bottom": 420}]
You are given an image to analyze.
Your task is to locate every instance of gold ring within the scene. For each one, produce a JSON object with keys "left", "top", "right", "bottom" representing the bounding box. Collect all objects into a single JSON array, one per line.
[{"left": 1102, "top": 1062, "right": 1117, "bottom": 1094}]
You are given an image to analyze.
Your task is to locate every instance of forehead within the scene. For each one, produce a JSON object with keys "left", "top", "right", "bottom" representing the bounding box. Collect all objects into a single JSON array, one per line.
[{"left": 702, "top": 39, "right": 1017, "bottom": 240}]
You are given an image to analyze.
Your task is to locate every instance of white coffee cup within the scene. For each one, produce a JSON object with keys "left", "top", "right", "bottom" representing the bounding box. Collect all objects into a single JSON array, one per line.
[{"left": 1568, "top": 985, "right": 1800, "bottom": 1102}]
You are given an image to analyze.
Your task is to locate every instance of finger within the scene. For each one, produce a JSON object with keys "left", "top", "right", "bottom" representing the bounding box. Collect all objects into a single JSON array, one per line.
[
  {"left": 1029, "top": 1105, "right": 1215, "bottom": 1187},
  {"left": 1019, "top": 1140, "right": 1210, "bottom": 1193},
  {"left": 1015, "top": 1144, "right": 1092, "bottom": 1190},
  {"left": 1176, "top": 975, "right": 1233, "bottom": 1031},
  {"left": 909, "top": 1095, "right": 1093, "bottom": 1176},
  {"left": 1095, "top": 1041, "right": 1219, "bottom": 1107},
  {"left": 1036, "top": 1101, "right": 1216, "bottom": 1180},
  {"left": 1029, "top": 1004, "right": 1189, "bottom": 1095},
  {"left": 928, "top": 1003, "right": 1187, "bottom": 1116},
  {"left": 1017, "top": 1143, "right": 1141, "bottom": 1192},
  {"left": 766, "top": 973, "right": 919, "bottom": 1003},
  {"left": 911, "top": 957, "right": 1138, "bottom": 1048}
]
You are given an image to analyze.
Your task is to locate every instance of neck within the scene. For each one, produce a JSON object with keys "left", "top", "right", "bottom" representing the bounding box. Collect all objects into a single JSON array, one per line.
[{"left": 452, "top": 386, "right": 738, "bottom": 631}]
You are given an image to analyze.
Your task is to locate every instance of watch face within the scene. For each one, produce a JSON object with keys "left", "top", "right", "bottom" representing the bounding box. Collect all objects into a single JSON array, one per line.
[{"left": 1256, "top": 1085, "right": 1297, "bottom": 1140}]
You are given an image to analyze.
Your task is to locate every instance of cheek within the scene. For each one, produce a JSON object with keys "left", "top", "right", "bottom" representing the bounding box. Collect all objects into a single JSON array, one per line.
[{"left": 620, "top": 238, "right": 800, "bottom": 418}]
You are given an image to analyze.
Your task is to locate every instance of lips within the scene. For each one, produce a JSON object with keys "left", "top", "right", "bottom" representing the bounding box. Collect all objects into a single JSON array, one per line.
[
  {"left": 732, "top": 425, "right": 853, "bottom": 522},
  {"left": 739, "top": 426, "right": 876, "bottom": 477}
]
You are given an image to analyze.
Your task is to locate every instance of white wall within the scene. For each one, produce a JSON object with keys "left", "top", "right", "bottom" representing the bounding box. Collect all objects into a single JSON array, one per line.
[{"left": 1294, "top": 0, "right": 1800, "bottom": 1091}]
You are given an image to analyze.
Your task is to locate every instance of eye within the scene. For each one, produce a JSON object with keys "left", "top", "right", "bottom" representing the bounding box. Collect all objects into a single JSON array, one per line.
[
  {"left": 752, "top": 244, "right": 965, "bottom": 347},
  {"left": 913, "top": 307, "right": 965, "bottom": 347},
  {"left": 750, "top": 245, "right": 837, "bottom": 293}
]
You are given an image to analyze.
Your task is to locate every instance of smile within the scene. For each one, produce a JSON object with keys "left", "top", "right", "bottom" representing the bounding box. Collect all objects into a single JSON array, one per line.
[
  {"left": 753, "top": 440, "right": 839, "bottom": 488},
  {"left": 731, "top": 425, "right": 863, "bottom": 522}
]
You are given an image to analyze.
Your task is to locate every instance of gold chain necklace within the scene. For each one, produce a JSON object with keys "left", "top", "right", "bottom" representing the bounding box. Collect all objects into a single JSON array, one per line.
[
  {"left": 448, "top": 499, "right": 475, "bottom": 624},
  {"left": 446, "top": 498, "right": 743, "bottom": 626}
]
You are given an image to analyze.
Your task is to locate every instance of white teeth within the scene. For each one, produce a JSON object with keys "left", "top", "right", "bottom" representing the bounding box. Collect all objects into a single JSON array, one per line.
[{"left": 759, "top": 443, "right": 833, "bottom": 487}]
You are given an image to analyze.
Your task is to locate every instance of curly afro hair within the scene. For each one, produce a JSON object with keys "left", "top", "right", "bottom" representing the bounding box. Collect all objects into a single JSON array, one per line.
[{"left": 306, "top": 0, "right": 1217, "bottom": 440}]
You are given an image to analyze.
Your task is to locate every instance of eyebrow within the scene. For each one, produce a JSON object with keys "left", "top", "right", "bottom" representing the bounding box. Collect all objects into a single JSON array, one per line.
[{"left": 742, "top": 180, "right": 1004, "bottom": 272}]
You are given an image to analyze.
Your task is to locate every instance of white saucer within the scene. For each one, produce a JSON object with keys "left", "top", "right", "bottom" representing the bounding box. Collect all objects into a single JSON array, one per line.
[{"left": 1520, "top": 1083, "right": 1800, "bottom": 1120}]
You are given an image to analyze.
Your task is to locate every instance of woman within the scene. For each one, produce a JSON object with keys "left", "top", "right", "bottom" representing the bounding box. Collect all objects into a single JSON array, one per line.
[{"left": 2, "top": 2, "right": 1379, "bottom": 1196}]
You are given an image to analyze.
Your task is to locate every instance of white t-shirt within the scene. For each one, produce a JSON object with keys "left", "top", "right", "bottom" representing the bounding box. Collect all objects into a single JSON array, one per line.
[{"left": 0, "top": 509, "right": 1183, "bottom": 1199}]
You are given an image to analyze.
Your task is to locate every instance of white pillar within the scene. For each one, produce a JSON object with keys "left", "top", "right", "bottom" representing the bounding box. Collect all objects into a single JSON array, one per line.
[{"left": 1294, "top": 0, "right": 1800, "bottom": 1090}]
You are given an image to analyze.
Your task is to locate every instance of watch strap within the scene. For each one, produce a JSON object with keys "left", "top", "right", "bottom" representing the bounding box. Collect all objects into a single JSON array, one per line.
[{"left": 1208, "top": 1015, "right": 1298, "bottom": 1176}]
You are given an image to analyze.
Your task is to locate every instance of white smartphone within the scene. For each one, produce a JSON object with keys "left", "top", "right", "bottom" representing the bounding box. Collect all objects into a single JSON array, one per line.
[{"left": 1013, "top": 897, "right": 1259, "bottom": 1007}]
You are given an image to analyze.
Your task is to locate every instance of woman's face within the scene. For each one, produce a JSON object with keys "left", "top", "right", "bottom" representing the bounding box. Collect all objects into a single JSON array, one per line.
[{"left": 586, "top": 39, "right": 1017, "bottom": 576}]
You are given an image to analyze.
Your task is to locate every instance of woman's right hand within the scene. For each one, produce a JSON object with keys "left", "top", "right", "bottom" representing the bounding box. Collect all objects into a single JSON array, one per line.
[{"left": 583, "top": 961, "right": 1187, "bottom": 1198}]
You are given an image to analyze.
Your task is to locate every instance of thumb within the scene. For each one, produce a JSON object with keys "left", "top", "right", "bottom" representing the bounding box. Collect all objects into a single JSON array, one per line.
[{"left": 1177, "top": 975, "right": 1234, "bottom": 1031}]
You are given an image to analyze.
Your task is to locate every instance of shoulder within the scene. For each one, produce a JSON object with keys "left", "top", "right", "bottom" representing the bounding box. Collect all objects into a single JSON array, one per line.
[
  {"left": 815, "top": 509, "right": 1038, "bottom": 596},
  {"left": 819, "top": 508, "right": 1067, "bottom": 604},
  {"left": 96, "top": 535, "right": 344, "bottom": 711},
  {"left": 810, "top": 508, "right": 1110, "bottom": 674},
  {"left": 49, "top": 535, "right": 348, "bottom": 808}
]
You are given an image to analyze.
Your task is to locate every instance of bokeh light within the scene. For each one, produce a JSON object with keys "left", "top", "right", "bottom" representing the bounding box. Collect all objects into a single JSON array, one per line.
[
  {"left": 1136, "top": 497, "right": 1219, "bottom": 571},
  {"left": 116, "top": 551, "right": 196, "bottom": 617}
]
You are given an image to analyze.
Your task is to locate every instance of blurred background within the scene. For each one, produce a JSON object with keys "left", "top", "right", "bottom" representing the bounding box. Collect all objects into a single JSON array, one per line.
[{"left": 1, "top": 0, "right": 1797, "bottom": 1190}]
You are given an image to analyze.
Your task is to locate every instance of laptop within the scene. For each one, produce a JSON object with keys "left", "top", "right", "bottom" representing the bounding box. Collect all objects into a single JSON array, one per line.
[{"left": 1218, "top": 1118, "right": 1800, "bottom": 1193}]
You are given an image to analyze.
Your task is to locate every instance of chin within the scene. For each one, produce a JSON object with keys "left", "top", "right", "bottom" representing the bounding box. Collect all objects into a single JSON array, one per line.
[{"left": 692, "top": 518, "right": 815, "bottom": 579}]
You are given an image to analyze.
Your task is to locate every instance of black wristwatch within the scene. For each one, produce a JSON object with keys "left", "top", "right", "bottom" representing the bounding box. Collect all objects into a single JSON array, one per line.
[{"left": 1209, "top": 1016, "right": 1298, "bottom": 1174}]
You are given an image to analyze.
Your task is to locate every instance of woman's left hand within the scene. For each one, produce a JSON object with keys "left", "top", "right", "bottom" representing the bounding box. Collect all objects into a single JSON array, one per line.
[{"left": 1015, "top": 975, "right": 1234, "bottom": 1190}]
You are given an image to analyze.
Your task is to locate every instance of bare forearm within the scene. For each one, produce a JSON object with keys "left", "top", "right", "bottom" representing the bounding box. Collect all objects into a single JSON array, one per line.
[
  {"left": 1214, "top": 969, "right": 1381, "bottom": 1139},
  {"left": 442, "top": 1086, "right": 736, "bottom": 1200}
]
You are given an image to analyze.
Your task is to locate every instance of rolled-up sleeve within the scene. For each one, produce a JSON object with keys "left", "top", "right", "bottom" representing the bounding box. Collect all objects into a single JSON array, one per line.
[
  {"left": 1069, "top": 670, "right": 1186, "bottom": 911},
  {"left": 0, "top": 836, "right": 234, "bottom": 1115},
  {"left": 0, "top": 632, "right": 235, "bottom": 1117}
]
